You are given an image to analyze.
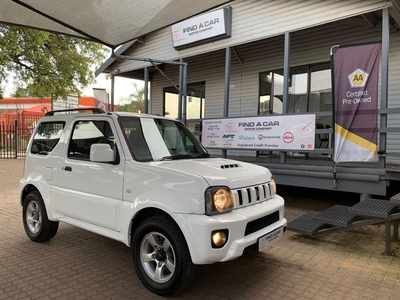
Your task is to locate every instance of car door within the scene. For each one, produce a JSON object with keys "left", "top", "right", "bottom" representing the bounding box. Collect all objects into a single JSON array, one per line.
[{"left": 58, "top": 117, "right": 124, "bottom": 231}]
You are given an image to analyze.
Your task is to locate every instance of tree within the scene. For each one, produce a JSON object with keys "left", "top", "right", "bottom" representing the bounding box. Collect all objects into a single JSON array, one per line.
[
  {"left": 129, "top": 82, "right": 144, "bottom": 102},
  {"left": 0, "top": 24, "right": 107, "bottom": 99},
  {"left": 10, "top": 84, "right": 37, "bottom": 98},
  {"left": 117, "top": 82, "right": 147, "bottom": 113}
]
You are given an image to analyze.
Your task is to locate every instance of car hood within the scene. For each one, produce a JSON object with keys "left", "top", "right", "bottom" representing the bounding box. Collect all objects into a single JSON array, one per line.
[{"left": 149, "top": 158, "right": 271, "bottom": 188}]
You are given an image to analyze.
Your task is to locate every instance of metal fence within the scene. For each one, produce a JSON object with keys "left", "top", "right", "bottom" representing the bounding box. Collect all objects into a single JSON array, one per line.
[{"left": 0, "top": 113, "right": 42, "bottom": 159}]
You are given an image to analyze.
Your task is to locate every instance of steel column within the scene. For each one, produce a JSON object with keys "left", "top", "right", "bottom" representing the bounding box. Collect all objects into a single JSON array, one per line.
[
  {"left": 178, "top": 59, "right": 184, "bottom": 120},
  {"left": 144, "top": 67, "right": 149, "bottom": 114},
  {"left": 110, "top": 75, "right": 115, "bottom": 111},
  {"left": 385, "top": 221, "right": 391, "bottom": 253},
  {"left": 182, "top": 63, "right": 188, "bottom": 124},
  {"left": 281, "top": 32, "right": 290, "bottom": 163},
  {"left": 223, "top": 47, "right": 232, "bottom": 158},
  {"left": 380, "top": 8, "right": 389, "bottom": 169}
]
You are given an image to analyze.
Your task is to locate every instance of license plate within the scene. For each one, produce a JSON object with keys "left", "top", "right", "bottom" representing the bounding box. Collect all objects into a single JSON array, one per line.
[{"left": 258, "top": 227, "right": 284, "bottom": 251}]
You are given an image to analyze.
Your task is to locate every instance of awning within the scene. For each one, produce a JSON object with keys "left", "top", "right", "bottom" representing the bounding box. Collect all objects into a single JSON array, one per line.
[{"left": 1, "top": 0, "right": 232, "bottom": 48}]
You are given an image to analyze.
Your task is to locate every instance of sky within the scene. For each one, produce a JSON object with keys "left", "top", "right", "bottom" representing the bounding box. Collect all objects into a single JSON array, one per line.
[{"left": 81, "top": 74, "right": 144, "bottom": 105}]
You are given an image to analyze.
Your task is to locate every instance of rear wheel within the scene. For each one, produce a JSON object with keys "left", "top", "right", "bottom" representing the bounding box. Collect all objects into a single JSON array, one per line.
[
  {"left": 132, "top": 216, "right": 195, "bottom": 296},
  {"left": 22, "top": 191, "right": 59, "bottom": 242}
]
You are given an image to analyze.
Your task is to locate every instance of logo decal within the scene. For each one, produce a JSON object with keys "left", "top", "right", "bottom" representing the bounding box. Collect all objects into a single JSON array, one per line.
[
  {"left": 348, "top": 68, "right": 369, "bottom": 88},
  {"left": 222, "top": 134, "right": 235, "bottom": 139},
  {"left": 283, "top": 132, "right": 294, "bottom": 144}
]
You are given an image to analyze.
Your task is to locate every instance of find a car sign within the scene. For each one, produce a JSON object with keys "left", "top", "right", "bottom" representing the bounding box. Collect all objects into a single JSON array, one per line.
[{"left": 202, "top": 114, "right": 315, "bottom": 150}]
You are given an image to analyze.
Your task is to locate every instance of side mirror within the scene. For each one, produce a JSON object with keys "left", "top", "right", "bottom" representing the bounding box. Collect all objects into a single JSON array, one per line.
[{"left": 90, "top": 144, "right": 115, "bottom": 162}]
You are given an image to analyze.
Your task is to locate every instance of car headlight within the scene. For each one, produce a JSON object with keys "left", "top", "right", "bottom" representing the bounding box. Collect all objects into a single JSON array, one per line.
[
  {"left": 271, "top": 177, "right": 277, "bottom": 195},
  {"left": 205, "top": 187, "right": 234, "bottom": 215}
]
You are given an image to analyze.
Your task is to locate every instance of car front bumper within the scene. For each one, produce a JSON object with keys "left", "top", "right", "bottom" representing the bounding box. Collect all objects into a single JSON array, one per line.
[{"left": 173, "top": 194, "right": 287, "bottom": 265}]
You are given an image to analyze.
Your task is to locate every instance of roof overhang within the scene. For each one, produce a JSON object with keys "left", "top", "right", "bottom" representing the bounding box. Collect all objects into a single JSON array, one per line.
[
  {"left": 390, "top": 0, "right": 400, "bottom": 26},
  {"left": 1, "top": 0, "right": 232, "bottom": 48}
]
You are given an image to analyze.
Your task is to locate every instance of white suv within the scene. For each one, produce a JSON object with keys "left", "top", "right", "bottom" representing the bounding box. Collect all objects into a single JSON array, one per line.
[{"left": 20, "top": 108, "right": 286, "bottom": 296}]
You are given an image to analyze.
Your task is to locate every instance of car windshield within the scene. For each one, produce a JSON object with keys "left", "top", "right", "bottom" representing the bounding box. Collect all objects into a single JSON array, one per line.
[{"left": 119, "top": 116, "right": 211, "bottom": 162}]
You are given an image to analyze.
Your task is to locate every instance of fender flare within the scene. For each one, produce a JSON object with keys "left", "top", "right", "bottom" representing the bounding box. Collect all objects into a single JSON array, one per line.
[
  {"left": 119, "top": 189, "right": 200, "bottom": 254},
  {"left": 20, "top": 172, "right": 60, "bottom": 220}
]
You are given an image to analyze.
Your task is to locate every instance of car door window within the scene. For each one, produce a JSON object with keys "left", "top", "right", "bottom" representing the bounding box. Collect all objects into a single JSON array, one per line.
[{"left": 68, "top": 120, "right": 115, "bottom": 160}]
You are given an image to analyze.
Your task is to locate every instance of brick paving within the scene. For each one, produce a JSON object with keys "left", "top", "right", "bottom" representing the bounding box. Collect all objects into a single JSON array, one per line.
[{"left": 1, "top": 158, "right": 400, "bottom": 299}]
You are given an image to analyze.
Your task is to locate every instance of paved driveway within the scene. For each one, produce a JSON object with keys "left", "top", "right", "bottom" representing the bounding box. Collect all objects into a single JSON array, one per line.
[{"left": 1, "top": 158, "right": 400, "bottom": 300}]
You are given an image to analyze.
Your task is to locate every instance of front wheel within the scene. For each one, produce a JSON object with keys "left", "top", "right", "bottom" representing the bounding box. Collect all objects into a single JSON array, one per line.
[
  {"left": 132, "top": 216, "right": 195, "bottom": 296},
  {"left": 22, "top": 191, "right": 59, "bottom": 242}
]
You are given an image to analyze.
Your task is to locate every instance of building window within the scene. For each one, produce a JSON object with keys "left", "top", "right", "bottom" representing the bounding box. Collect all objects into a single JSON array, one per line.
[
  {"left": 288, "top": 67, "right": 308, "bottom": 114},
  {"left": 259, "top": 63, "right": 332, "bottom": 152},
  {"left": 259, "top": 63, "right": 331, "bottom": 116},
  {"left": 163, "top": 82, "right": 205, "bottom": 121},
  {"left": 309, "top": 64, "right": 332, "bottom": 114},
  {"left": 259, "top": 71, "right": 283, "bottom": 115}
]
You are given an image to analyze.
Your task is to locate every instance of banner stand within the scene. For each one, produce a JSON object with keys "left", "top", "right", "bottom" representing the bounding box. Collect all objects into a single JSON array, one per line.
[{"left": 330, "top": 45, "right": 339, "bottom": 190}]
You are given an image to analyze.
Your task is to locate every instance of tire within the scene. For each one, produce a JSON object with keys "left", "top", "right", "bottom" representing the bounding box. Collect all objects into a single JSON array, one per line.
[
  {"left": 132, "top": 216, "right": 196, "bottom": 296},
  {"left": 22, "top": 191, "right": 59, "bottom": 242}
]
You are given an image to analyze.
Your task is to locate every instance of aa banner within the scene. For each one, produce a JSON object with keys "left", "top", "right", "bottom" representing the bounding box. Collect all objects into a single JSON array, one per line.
[
  {"left": 93, "top": 88, "right": 109, "bottom": 111},
  {"left": 333, "top": 43, "right": 381, "bottom": 163}
]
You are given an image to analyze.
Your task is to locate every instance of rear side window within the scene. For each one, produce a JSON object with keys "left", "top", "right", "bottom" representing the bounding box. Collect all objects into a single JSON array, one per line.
[{"left": 31, "top": 122, "right": 65, "bottom": 155}]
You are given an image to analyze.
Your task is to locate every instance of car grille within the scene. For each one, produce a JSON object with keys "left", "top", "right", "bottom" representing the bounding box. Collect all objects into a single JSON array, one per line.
[
  {"left": 231, "top": 182, "right": 274, "bottom": 208},
  {"left": 245, "top": 211, "right": 280, "bottom": 236}
]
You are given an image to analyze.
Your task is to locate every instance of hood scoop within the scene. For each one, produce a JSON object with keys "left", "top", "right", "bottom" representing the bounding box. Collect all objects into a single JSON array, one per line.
[{"left": 220, "top": 163, "right": 240, "bottom": 169}]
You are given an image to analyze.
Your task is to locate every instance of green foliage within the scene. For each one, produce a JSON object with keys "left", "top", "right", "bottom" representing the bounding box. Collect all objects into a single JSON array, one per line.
[
  {"left": 117, "top": 82, "right": 148, "bottom": 113},
  {"left": 117, "top": 98, "right": 144, "bottom": 113},
  {"left": 0, "top": 24, "right": 107, "bottom": 99},
  {"left": 0, "top": 146, "right": 14, "bottom": 152},
  {"left": 10, "top": 84, "right": 38, "bottom": 98},
  {"left": 129, "top": 82, "right": 144, "bottom": 102}
]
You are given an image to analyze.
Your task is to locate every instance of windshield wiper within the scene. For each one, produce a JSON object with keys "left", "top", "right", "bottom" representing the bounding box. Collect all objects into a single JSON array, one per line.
[
  {"left": 160, "top": 154, "right": 192, "bottom": 161},
  {"left": 160, "top": 153, "right": 213, "bottom": 161},
  {"left": 192, "top": 153, "right": 213, "bottom": 159}
]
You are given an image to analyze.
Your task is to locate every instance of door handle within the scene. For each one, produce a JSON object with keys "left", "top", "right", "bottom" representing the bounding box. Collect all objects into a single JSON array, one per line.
[{"left": 64, "top": 166, "right": 72, "bottom": 172}]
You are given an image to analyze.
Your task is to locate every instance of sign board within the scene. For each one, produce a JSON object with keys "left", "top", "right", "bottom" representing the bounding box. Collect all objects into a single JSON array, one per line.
[
  {"left": 202, "top": 114, "right": 315, "bottom": 150},
  {"left": 172, "top": 6, "right": 232, "bottom": 49},
  {"left": 93, "top": 88, "right": 109, "bottom": 112},
  {"left": 52, "top": 95, "right": 79, "bottom": 110},
  {"left": 333, "top": 43, "right": 380, "bottom": 163}
]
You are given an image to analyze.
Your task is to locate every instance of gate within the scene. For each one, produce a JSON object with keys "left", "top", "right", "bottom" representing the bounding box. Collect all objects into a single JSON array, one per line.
[{"left": 0, "top": 112, "right": 43, "bottom": 159}]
